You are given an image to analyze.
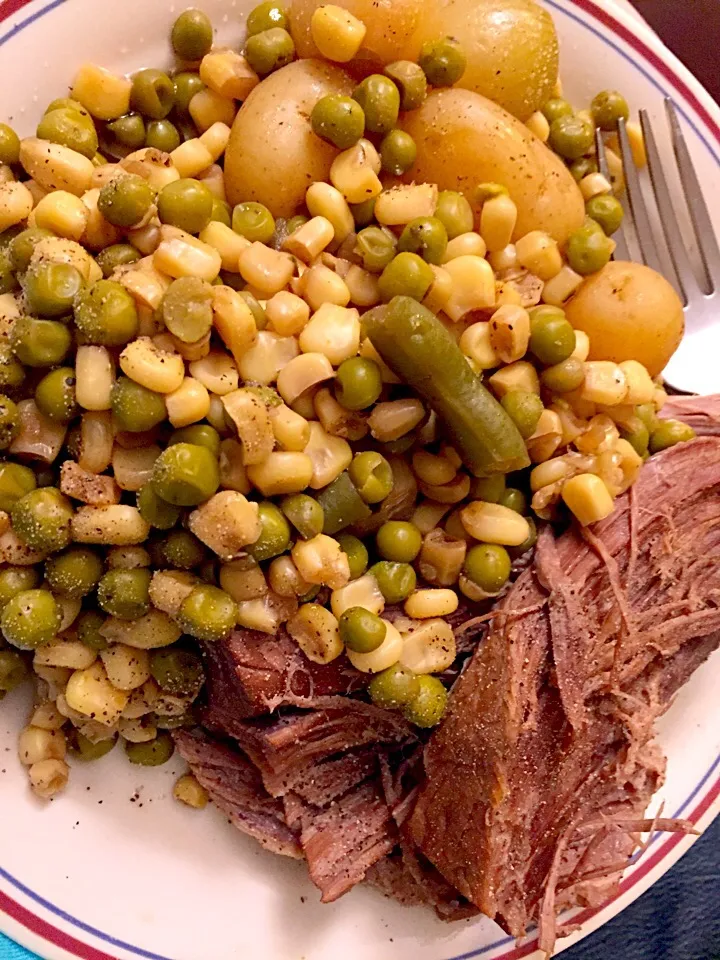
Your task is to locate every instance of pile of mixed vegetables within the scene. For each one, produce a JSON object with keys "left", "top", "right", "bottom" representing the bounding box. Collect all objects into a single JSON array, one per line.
[{"left": 0, "top": 1, "right": 695, "bottom": 806}]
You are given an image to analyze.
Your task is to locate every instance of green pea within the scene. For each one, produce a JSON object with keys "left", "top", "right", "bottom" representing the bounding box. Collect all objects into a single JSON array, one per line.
[
  {"left": 0, "top": 567, "right": 40, "bottom": 609},
  {"left": 541, "top": 98, "right": 574, "bottom": 125},
  {"left": 397, "top": 217, "right": 448, "bottom": 265},
  {"left": 171, "top": 8, "right": 214, "bottom": 61},
  {"left": 620, "top": 421, "right": 649, "bottom": 457},
  {"left": 152, "top": 529, "right": 207, "bottom": 570},
  {"left": 97, "top": 568, "right": 151, "bottom": 619},
  {"left": 1, "top": 589, "right": 60, "bottom": 649},
  {"left": 247, "top": 1, "right": 288, "bottom": 35},
  {"left": 376, "top": 520, "right": 422, "bottom": 563},
  {"left": 169, "top": 423, "right": 220, "bottom": 456},
  {"left": 8, "top": 228, "right": 54, "bottom": 274},
  {"left": 135, "top": 484, "right": 181, "bottom": 530},
  {"left": 23, "top": 261, "right": 84, "bottom": 318},
  {"left": 463, "top": 543, "right": 511, "bottom": 593},
  {"left": 508, "top": 515, "right": 537, "bottom": 560},
  {"left": 500, "top": 390, "right": 544, "bottom": 440},
  {"left": 131, "top": 68, "right": 175, "bottom": 120},
  {"left": 245, "top": 27, "right": 295, "bottom": 76},
  {"left": 383, "top": 61, "right": 427, "bottom": 111},
  {"left": 44, "top": 97, "right": 86, "bottom": 115},
  {"left": 158, "top": 178, "right": 213, "bottom": 235},
  {"left": 237, "top": 289, "right": 267, "bottom": 329},
  {"left": 37, "top": 107, "right": 99, "bottom": 159},
  {"left": 111, "top": 377, "right": 166, "bottom": 433},
  {"left": 528, "top": 306, "right": 576, "bottom": 365},
  {"left": 145, "top": 119, "right": 181, "bottom": 153},
  {"left": 96, "top": 243, "right": 140, "bottom": 278},
  {"left": 74, "top": 609, "right": 106, "bottom": 652},
  {"left": 74, "top": 278, "right": 139, "bottom": 346},
  {"left": 179, "top": 584, "right": 237, "bottom": 641},
  {"left": 173, "top": 72, "right": 205, "bottom": 114},
  {"left": 635, "top": 403, "right": 658, "bottom": 432},
  {"left": 585, "top": 194, "right": 624, "bottom": 236},
  {"left": 336, "top": 533, "right": 368, "bottom": 580},
  {"left": 0, "top": 249, "right": 17, "bottom": 296},
  {"left": 45, "top": 547, "right": 103, "bottom": 599},
  {"left": 548, "top": 114, "right": 595, "bottom": 160},
  {"left": 368, "top": 664, "right": 419, "bottom": 709},
  {"left": 0, "top": 346, "right": 25, "bottom": 392},
  {"left": 591, "top": 90, "right": 630, "bottom": 131},
  {"left": 348, "top": 451, "right": 393, "bottom": 504},
  {"left": 418, "top": 37, "right": 466, "bottom": 88},
  {"left": 72, "top": 731, "right": 116, "bottom": 761},
  {"left": 352, "top": 75, "right": 400, "bottom": 135},
  {"left": 403, "top": 675, "right": 447, "bottom": 728},
  {"left": 566, "top": 223, "right": 614, "bottom": 276},
  {"left": 150, "top": 646, "right": 204, "bottom": 697},
  {"left": 126, "top": 731, "right": 175, "bottom": 766},
  {"left": 0, "top": 463, "right": 36, "bottom": 513},
  {"left": 570, "top": 157, "right": 598, "bottom": 182},
  {"left": 471, "top": 474, "right": 506, "bottom": 503},
  {"left": 0, "top": 649, "right": 29, "bottom": 692},
  {"left": 434, "top": 190, "right": 474, "bottom": 240},
  {"left": 211, "top": 197, "right": 232, "bottom": 228},
  {"left": 11, "top": 317, "right": 71, "bottom": 370},
  {"left": 349, "top": 199, "right": 375, "bottom": 229},
  {"left": 540, "top": 356, "right": 586, "bottom": 394},
  {"left": 232, "top": 201, "right": 276, "bottom": 243},
  {"left": 649, "top": 419, "right": 696, "bottom": 454},
  {"left": 152, "top": 442, "right": 220, "bottom": 506},
  {"left": 98, "top": 174, "right": 156, "bottom": 229},
  {"left": 339, "top": 606, "right": 386, "bottom": 654},
  {"left": 286, "top": 214, "right": 309, "bottom": 235},
  {"left": 248, "top": 501, "right": 291, "bottom": 561},
  {"left": 106, "top": 113, "right": 146, "bottom": 150},
  {"left": 162, "top": 276, "right": 214, "bottom": 341},
  {"left": 311, "top": 95, "right": 365, "bottom": 150},
  {"left": 499, "top": 487, "right": 526, "bottom": 514},
  {"left": 281, "top": 493, "right": 324, "bottom": 540},
  {"left": 34, "top": 367, "right": 77, "bottom": 423},
  {"left": 334, "top": 356, "right": 382, "bottom": 412},
  {"left": 0, "top": 226, "right": 21, "bottom": 251},
  {"left": 0, "top": 394, "right": 18, "bottom": 449},
  {"left": 378, "top": 252, "right": 434, "bottom": 302},
  {"left": 369, "top": 560, "right": 416, "bottom": 603},
  {"left": 379, "top": 129, "right": 417, "bottom": 177},
  {"left": 354, "top": 226, "right": 396, "bottom": 273},
  {"left": 0, "top": 123, "right": 20, "bottom": 165}
]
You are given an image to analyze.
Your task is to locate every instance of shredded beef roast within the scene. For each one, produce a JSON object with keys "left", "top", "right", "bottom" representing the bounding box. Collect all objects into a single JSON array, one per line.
[{"left": 660, "top": 392, "right": 720, "bottom": 435}]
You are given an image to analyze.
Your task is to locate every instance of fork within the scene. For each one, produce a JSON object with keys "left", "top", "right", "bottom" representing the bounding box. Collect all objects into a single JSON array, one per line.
[{"left": 595, "top": 98, "right": 720, "bottom": 396}]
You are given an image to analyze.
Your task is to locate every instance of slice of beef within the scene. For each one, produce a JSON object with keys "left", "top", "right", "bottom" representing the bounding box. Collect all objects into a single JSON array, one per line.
[
  {"left": 661, "top": 392, "right": 720, "bottom": 435},
  {"left": 408, "top": 438, "right": 720, "bottom": 951}
]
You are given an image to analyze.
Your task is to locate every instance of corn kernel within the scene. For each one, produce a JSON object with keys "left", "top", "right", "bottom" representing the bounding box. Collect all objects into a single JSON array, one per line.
[
  {"left": 0, "top": 181, "right": 34, "bottom": 232},
  {"left": 488, "top": 303, "right": 530, "bottom": 364},
  {"left": 33, "top": 190, "right": 89, "bottom": 241},
  {"left": 199, "top": 122, "right": 231, "bottom": 163},
  {"left": 306, "top": 182, "right": 354, "bottom": 245},
  {"left": 488, "top": 360, "right": 540, "bottom": 397},
  {"left": 542, "top": 264, "right": 584, "bottom": 306},
  {"left": 311, "top": 4, "right": 367, "bottom": 62},
  {"left": 442, "top": 232, "right": 487, "bottom": 262},
  {"left": 330, "top": 573, "right": 385, "bottom": 619},
  {"left": 287, "top": 603, "right": 343, "bottom": 664},
  {"left": 526, "top": 110, "right": 550, "bottom": 142},
  {"left": 247, "top": 452, "right": 315, "bottom": 496},
  {"left": 459, "top": 321, "right": 499, "bottom": 370},
  {"left": 154, "top": 231, "right": 222, "bottom": 282},
  {"left": 298, "top": 303, "right": 359, "bottom": 364},
  {"left": 199, "top": 50, "right": 259, "bottom": 100},
  {"left": 346, "top": 619, "right": 403, "bottom": 673},
  {"left": 302, "top": 263, "right": 351, "bottom": 311},
  {"left": 277, "top": 353, "right": 334, "bottom": 406},
  {"left": 292, "top": 534, "right": 351, "bottom": 589},
  {"left": 283, "top": 216, "right": 335, "bottom": 262},
  {"left": 581, "top": 361, "right": 628, "bottom": 406},
  {"left": 618, "top": 360, "right": 655, "bottom": 404},
  {"left": 374, "top": 183, "right": 438, "bottom": 226},
  {"left": 480, "top": 194, "right": 518, "bottom": 253},
  {"left": 189, "top": 88, "right": 236, "bottom": 132},
  {"left": 579, "top": 172, "right": 613, "bottom": 201},
  {"left": 71, "top": 63, "right": 131, "bottom": 120},
  {"left": 562, "top": 473, "right": 615, "bottom": 525},
  {"left": 239, "top": 242, "right": 294, "bottom": 295},
  {"left": 330, "top": 139, "right": 382, "bottom": 204},
  {"left": 443, "top": 255, "right": 496, "bottom": 322},
  {"left": 303, "top": 420, "right": 352, "bottom": 488},
  {"left": 404, "top": 589, "right": 459, "bottom": 620},
  {"left": 460, "top": 501, "right": 530, "bottom": 546},
  {"left": 515, "top": 230, "right": 562, "bottom": 281}
]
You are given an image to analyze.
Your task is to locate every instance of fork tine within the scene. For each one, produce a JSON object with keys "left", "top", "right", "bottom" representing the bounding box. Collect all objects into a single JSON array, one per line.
[
  {"left": 665, "top": 97, "right": 720, "bottom": 289},
  {"left": 617, "top": 117, "right": 664, "bottom": 274},
  {"left": 595, "top": 129, "right": 631, "bottom": 262}
]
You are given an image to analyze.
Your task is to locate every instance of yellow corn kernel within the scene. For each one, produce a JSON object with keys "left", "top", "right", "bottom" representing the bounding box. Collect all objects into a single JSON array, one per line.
[
  {"left": 277, "top": 352, "right": 334, "bottom": 405},
  {"left": 76, "top": 410, "right": 113, "bottom": 474},
  {"left": 287, "top": 603, "right": 343, "bottom": 664},
  {"left": 221, "top": 388, "right": 274, "bottom": 465},
  {"left": 420, "top": 264, "right": 452, "bottom": 313},
  {"left": 345, "top": 264, "right": 380, "bottom": 307},
  {"left": 169, "top": 138, "right": 214, "bottom": 179},
  {"left": 443, "top": 255, "right": 496, "bottom": 321},
  {"left": 31, "top": 702, "right": 65, "bottom": 731},
  {"left": 411, "top": 501, "right": 452, "bottom": 536},
  {"left": 330, "top": 573, "right": 385, "bottom": 619},
  {"left": 618, "top": 360, "right": 655, "bottom": 404},
  {"left": 199, "top": 50, "right": 259, "bottom": 100},
  {"left": 0, "top": 164, "right": 15, "bottom": 184},
  {"left": 311, "top": 4, "right": 367, "bottom": 61},
  {"left": 581, "top": 361, "right": 628, "bottom": 405},
  {"left": 117, "top": 260, "right": 171, "bottom": 310},
  {"left": 154, "top": 229, "right": 222, "bottom": 282},
  {"left": 571, "top": 329, "right": 591, "bottom": 362},
  {"left": 604, "top": 145, "right": 625, "bottom": 196},
  {"left": 527, "top": 408, "right": 562, "bottom": 462},
  {"left": 18, "top": 726, "right": 67, "bottom": 766},
  {"left": 126, "top": 222, "right": 161, "bottom": 257},
  {"left": 71, "top": 504, "right": 151, "bottom": 545},
  {"left": 305, "top": 182, "right": 354, "bottom": 245},
  {"left": 212, "top": 285, "right": 257, "bottom": 365},
  {"left": 579, "top": 172, "right": 613, "bottom": 201},
  {"left": 399, "top": 618, "right": 456, "bottom": 673},
  {"left": 489, "top": 243, "right": 518, "bottom": 273},
  {"left": 71, "top": 63, "right": 131, "bottom": 120},
  {"left": 616, "top": 437, "right": 643, "bottom": 493},
  {"left": 488, "top": 303, "right": 530, "bottom": 364},
  {"left": 74, "top": 345, "right": 114, "bottom": 411},
  {"left": 0, "top": 181, "right": 34, "bottom": 232},
  {"left": 283, "top": 215, "right": 335, "bottom": 262},
  {"left": 118, "top": 336, "right": 184, "bottom": 394},
  {"left": 269, "top": 403, "right": 311, "bottom": 451},
  {"left": 219, "top": 557, "right": 267, "bottom": 602},
  {"left": 238, "top": 242, "right": 294, "bottom": 296},
  {"left": 460, "top": 501, "right": 531, "bottom": 546},
  {"left": 417, "top": 471, "right": 471, "bottom": 505},
  {"left": 247, "top": 451, "right": 315, "bottom": 496},
  {"left": 65, "top": 661, "right": 129, "bottom": 725},
  {"left": 189, "top": 490, "right": 261, "bottom": 560},
  {"left": 19, "top": 138, "right": 94, "bottom": 197},
  {"left": 112, "top": 444, "right": 160, "bottom": 492},
  {"left": 412, "top": 450, "right": 456, "bottom": 487},
  {"left": 526, "top": 110, "right": 550, "bottom": 142},
  {"left": 346, "top": 619, "right": 403, "bottom": 673},
  {"left": 442, "top": 232, "right": 487, "bottom": 262},
  {"left": 236, "top": 592, "right": 297, "bottom": 633},
  {"left": 217, "top": 438, "right": 250, "bottom": 494},
  {"left": 459, "top": 321, "right": 499, "bottom": 370},
  {"left": 268, "top": 555, "right": 312, "bottom": 598},
  {"left": 480, "top": 194, "right": 518, "bottom": 253},
  {"left": 99, "top": 645, "right": 150, "bottom": 691},
  {"left": 100, "top": 607, "right": 182, "bottom": 650},
  {"left": 404, "top": 589, "right": 459, "bottom": 620},
  {"left": 32, "top": 190, "right": 89, "bottom": 241},
  {"left": 374, "top": 183, "right": 438, "bottom": 226},
  {"left": 238, "top": 330, "right": 299, "bottom": 385},
  {"left": 298, "top": 303, "right": 359, "bottom": 363},
  {"left": 368, "top": 398, "right": 425, "bottom": 442},
  {"left": 174, "top": 773, "right": 209, "bottom": 809},
  {"left": 358, "top": 338, "right": 400, "bottom": 384},
  {"left": 515, "top": 230, "right": 562, "bottom": 281},
  {"left": 610, "top": 121, "right": 647, "bottom": 169},
  {"left": 195, "top": 164, "right": 225, "bottom": 203},
  {"left": 575, "top": 414, "right": 619, "bottom": 455},
  {"left": 488, "top": 360, "right": 540, "bottom": 397},
  {"left": 9, "top": 398, "right": 66, "bottom": 465},
  {"left": 189, "top": 88, "right": 236, "bottom": 132},
  {"left": 0, "top": 291, "right": 21, "bottom": 339},
  {"left": 302, "top": 263, "right": 351, "bottom": 311},
  {"left": 80, "top": 188, "right": 121, "bottom": 250},
  {"left": 28, "top": 758, "right": 69, "bottom": 799},
  {"left": 165, "top": 377, "right": 210, "bottom": 427},
  {"left": 266, "top": 290, "right": 310, "bottom": 336},
  {"left": 542, "top": 264, "right": 584, "bottom": 306},
  {"left": 189, "top": 350, "right": 239, "bottom": 396},
  {"left": 302, "top": 420, "right": 352, "bottom": 488},
  {"left": 313, "top": 387, "right": 367, "bottom": 441},
  {"left": 25, "top": 179, "right": 50, "bottom": 206},
  {"left": 34, "top": 634, "right": 96, "bottom": 669},
  {"left": 199, "top": 122, "right": 232, "bottom": 163},
  {"left": 292, "top": 534, "right": 351, "bottom": 589},
  {"left": 562, "top": 473, "right": 615, "bottom": 525},
  {"left": 530, "top": 456, "right": 572, "bottom": 492},
  {"left": 0, "top": 528, "right": 47, "bottom": 566},
  {"left": 330, "top": 139, "right": 382, "bottom": 204}
]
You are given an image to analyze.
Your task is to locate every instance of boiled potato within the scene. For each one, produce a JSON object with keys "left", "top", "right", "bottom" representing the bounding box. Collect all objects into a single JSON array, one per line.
[
  {"left": 565, "top": 261, "right": 684, "bottom": 377},
  {"left": 400, "top": 88, "right": 584, "bottom": 246},
  {"left": 224, "top": 60, "right": 353, "bottom": 216},
  {"left": 403, "top": 0, "right": 558, "bottom": 119}
]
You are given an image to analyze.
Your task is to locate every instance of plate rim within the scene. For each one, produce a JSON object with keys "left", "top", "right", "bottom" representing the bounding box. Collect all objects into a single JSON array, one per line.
[{"left": 0, "top": 0, "right": 718, "bottom": 958}]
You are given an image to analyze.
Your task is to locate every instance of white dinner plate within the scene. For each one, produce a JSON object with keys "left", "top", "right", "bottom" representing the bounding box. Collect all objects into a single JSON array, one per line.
[{"left": 0, "top": 0, "right": 719, "bottom": 958}]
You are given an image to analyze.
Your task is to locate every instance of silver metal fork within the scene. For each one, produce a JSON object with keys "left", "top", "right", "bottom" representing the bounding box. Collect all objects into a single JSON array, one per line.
[{"left": 595, "top": 98, "right": 720, "bottom": 396}]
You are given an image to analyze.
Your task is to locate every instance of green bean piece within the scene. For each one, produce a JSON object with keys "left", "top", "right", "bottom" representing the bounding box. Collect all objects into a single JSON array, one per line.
[
  {"left": 463, "top": 543, "right": 511, "bottom": 593},
  {"left": 500, "top": 390, "right": 544, "bottom": 440},
  {"left": 397, "top": 217, "right": 448, "bottom": 265},
  {"left": 211, "top": 197, "right": 232, "bottom": 228},
  {"left": 98, "top": 174, "right": 156, "bottom": 229},
  {"left": 106, "top": 113, "right": 146, "bottom": 150},
  {"left": 136, "top": 483, "right": 182, "bottom": 530},
  {"left": 179, "top": 584, "right": 238, "bottom": 641},
  {"left": 316, "top": 471, "right": 371, "bottom": 535},
  {"left": 37, "top": 107, "right": 99, "bottom": 159},
  {"left": 310, "top": 95, "right": 365, "bottom": 149},
  {"left": 540, "top": 356, "right": 586, "bottom": 394},
  {"left": 378, "top": 252, "right": 434, "bottom": 302},
  {"left": 162, "top": 276, "right": 214, "bottom": 342},
  {"left": 247, "top": 1, "right": 288, "bottom": 35},
  {"left": 334, "top": 356, "right": 382, "bottom": 411},
  {"left": 158, "top": 178, "right": 213, "bottom": 235},
  {"left": 248, "top": 501, "right": 291, "bottom": 561},
  {"left": 281, "top": 493, "right": 324, "bottom": 540},
  {"left": 365, "top": 297, "right": 530, "bottom": 476},
  {"left": 376, "top": 520, "right": 422, "bottom": 563},
  {"left": 354, "top": 226, "right": 396, "bottom": 273},
  {"left": 150, "top": 647, "right": 204, "bottom": 697},
  {"left": 237, "top": 289, "right": 267, "bottom": 329},
  {"left": 620, "top": 421, "right": 650, "bottom": 457},
  {"left": 0, "top": 123, "right": 20, "bottom": 165},
  {"left": 471, "top": 474, "right": 506, "bottom": 503},
  {"left": 0, "top": 649, "right": 29, "bottom": 692},
  {"left": 383, "top": 61, "right": 427, "bottom": 111},
  {"left": 352, "top": 75, "right": 400, "bottom": 135},
  {"left": 0, "top": 249, "right": 17, "bottom": 295},
  {"left": 169, "top": 423, "right": 221, "bottom": 456},
  {"left": 585, "top": 194, "right": 624, "bottom": 236},
  {"left": 349, "top": 198, "right": 375, "bottom": 228},
  {"left": 336, "top": 533, "right": 368, "bottom": 580},
  {"left": 35, "top": 367, "right": 78, "bottom": 423},
  {"left": 368, "top": 664, "right": 419, "bottom": 709},
  {"left": 173, "top": 72, "right": 205, "bottom": 114},
  {"left": 232, "top": 201, "right": 276, "bottom": 244},
  {"left": 569, "top": 157, "right": 599, "bottom": 182},
  {"left": 348, "top": 451, "right": 393, "bottom": 504},
  {"left": 339, "top": 606, "right": 386, "bottom": 654},
  {"left": 1, "top": 589, "right": 60, "bottom": 650},
  {"left": 74, "top": 278, "right": 139, "bottom": 346},
  {"left": 245, "top": 27, "right": 295, "bottom": 76},
  {"left": 145, "top": 119, "right": 181, "bottom": 153},
  {"left": 0, "top": 346, "right": 25, "bottom": 392},
  {"left": 379, "top": 129, "right": 417, "bottom": 176},
  {"left": 8, "top": 228, "right": 53, "bottom": 274},
  {"left": 126, "top": 732, "right": 175, "bottom": 766},
  {"left": 369, "top": 560, "right": 416, "bottom": 603},
  {"left": 151, "top": 442, "right": 220, "bottom": 506},
  {"left": 111, "top": 377, "right": 167, "bottom": 433},
  {"left": 566, "top": 223, "right": 615, "bottom": 276},
  {"left": 45, "top": 547, "right": 103, "bottom": 598},
  {"left": 96, "top": 243, "right": 141, "bottom": 278},
  {"left": 11, "top": 487, "right": 73, "bottom": 553},
  {"left": 541, "top": 98, "right": 574, "bottom": 125},
  {"left": 0, "top": 394, "right": 19, "bottom": 449},
  {"left": 649, "top": 419, "right": 696, "bottom": 454},
  {"left": 403, "top": 675, "right": 447, "bottom": 728},
  {"left": 0, "top": 463, "right": 36, "bottom": 513},
  {"left": 171, "top": 8, "right": 214, "bottom": 60},
  {"left": 528, "top": 306, "right": 577, "bottom": 365},
  {"left": 23, "top": 261, "right": 84, "bottom": 318},
  {"left": 131, "top": 68, "right": 175, "bottom": 120},
  {"left": 76, "top": 609, "right": 108, "bottom": 651},
  {"left": 0, "top": 567, "right": 40, "bottom": 609},
  {"left": 97, "top": 568, "right": 151, "bottom": 619},
  {"left": 418, "top": 37, "right": 467, "bottom": 87},
  {"left": 72, "top": 731, "right": 117, "bottom": 761},
  {"left": 152, "top": 529, "right": 206, "bottom": 570},
  {"left": 548, "top": 114, "right": 594, "bottom": 160},
  {"left": 591, "top": 90, "right": 630, "bottom": 131}
]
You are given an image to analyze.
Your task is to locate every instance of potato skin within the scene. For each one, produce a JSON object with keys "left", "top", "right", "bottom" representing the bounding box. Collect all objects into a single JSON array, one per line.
[
  {"left": 224, "top": 60, "right": 353, "bottom": 217},
  {"left": 400, "top": 88, "right": 585, "bottom": 246},
  {"left": 565, "top": 261, "right": 685, "bottom": 377}
]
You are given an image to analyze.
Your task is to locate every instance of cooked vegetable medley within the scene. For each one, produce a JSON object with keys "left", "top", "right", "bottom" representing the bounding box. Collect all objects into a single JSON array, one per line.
[{"left": 0, "top": 1, "right": 693, "bottom": 804}]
